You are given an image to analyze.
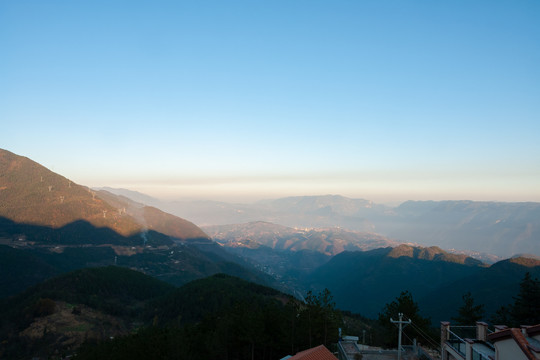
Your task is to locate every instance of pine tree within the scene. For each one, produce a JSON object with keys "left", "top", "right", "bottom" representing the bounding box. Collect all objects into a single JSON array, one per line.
[
  {"left": 377, "top": 291, "right": 433, "bottom": 347},
  {"left": 492, "top": 305, "right": 511, "bottom": 325},
  {"left": 492, "top": 272, "right": 540, "bottom": 326},
  {"left": 510, "top": 272, "right": 540, "bottom": 325},
  {"left": 452, "top": 292, "right": 485, "bottom": 325},
  {"left": 298, "top": 288, "right": 342, "bottom": 349}
]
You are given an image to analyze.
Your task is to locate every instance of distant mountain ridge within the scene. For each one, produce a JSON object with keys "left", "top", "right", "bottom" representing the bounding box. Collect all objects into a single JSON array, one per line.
[
  {"left": 257, "top": 194, "right": 379, "bottom": 216},
  {"left": 305, "top": 244, "right": 540, "bottom": 322},
  {"left": 387, "top": 244, "right": 483, "bottom": 266},
  {"left": 419, "top": 254, "right": 540, "bottom": 323},
  {"left": 133, "top": 192, "right": 540, "bottom": 258},
  {"left": 383, "top": 200, "right": 540, "bottom": 258},
  {"left": 305, "top": 245, "right": 484, "bottom": 318}
]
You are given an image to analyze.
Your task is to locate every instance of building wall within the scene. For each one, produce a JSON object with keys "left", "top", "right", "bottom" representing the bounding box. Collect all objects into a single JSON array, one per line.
[{"left": 493, "top": 338, "right": 529, "bottom": 360}]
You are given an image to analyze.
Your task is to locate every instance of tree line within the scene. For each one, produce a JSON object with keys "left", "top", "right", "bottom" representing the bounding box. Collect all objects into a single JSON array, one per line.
[{"left": 3, "top": 268, "right": 538, "bottom": 359}]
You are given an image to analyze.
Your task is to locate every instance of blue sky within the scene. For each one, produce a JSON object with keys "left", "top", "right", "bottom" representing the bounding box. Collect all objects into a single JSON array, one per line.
[{"left": 2, "top": 0, "right": 539, "bottom": 203}]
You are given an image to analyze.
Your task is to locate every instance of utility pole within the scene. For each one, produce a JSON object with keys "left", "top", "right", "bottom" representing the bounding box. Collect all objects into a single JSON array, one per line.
[{"left": 391, "top": 313, "right": 411, "bottom": 360}]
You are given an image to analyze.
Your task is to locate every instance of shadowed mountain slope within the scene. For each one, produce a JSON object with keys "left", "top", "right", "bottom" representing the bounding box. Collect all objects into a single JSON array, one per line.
[
  {"left": 0, "top": 148, "right": 208, "bottom": 241},
  {"left": 0, "top": 216, "right": 274, "bottom": 298},
  {"left": 0, "top": 244, "right": 59, "bottom": 299},
  {"left": 306, "top": 245, "right": 485, "bottom": 319},
  {"left": 0, "top": 266, "right": 175, "bottom": 359},
  {"left": 147, "top": 273, "right": 291, "bottom": 327},
  {"left": 0, "top": 149, "right": 273, "bottom": 299},
  {"left": 419, "top": 255, "right": 540, "bottom": 323},
  {"left": 0, "top": 269, "right": 298, "bottom": 360},
  {"left": 96, "top": 189, "right": 209, "bottom": 242}
]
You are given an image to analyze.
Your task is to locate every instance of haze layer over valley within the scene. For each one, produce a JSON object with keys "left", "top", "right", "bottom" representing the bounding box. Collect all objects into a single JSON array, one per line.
[{"left": 101, "top": 187, "right": 540, "bottom": 260}]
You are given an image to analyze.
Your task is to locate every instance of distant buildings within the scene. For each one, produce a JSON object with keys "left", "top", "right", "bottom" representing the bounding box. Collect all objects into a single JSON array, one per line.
[
  {"left": 335, "top": 321, "right": 540, "bottom": 360},
  {"left": 441, "top": 321, "right": 540, "bottom": 360},
  {"left": 337, "top": 335, "right": 433, "bottom": 360}
]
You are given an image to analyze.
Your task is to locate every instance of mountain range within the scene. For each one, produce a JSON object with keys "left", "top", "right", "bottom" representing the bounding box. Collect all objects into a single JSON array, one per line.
[
  {"left": 202, "top": 221, "right": 402, "bottom": 290},
  {"left": 0, "top": 149, "right": 274, "bottom": 298},
  {"left": 303, "top": 244, "right": 522, "bottom": 321},
  {"left": 2, "top": 148, "right": 540, "bottom": 358},
  {"left": 119, "top": 191, "right": 540, "bottom": 259}
]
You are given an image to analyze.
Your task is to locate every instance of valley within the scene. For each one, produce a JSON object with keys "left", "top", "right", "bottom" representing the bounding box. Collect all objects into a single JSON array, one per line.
[
  {"left": 1, "top": 148, "right": 540, "bottom": 359},
  {"left": 113, "top": 191, "right": 540, "bottom": 260}
]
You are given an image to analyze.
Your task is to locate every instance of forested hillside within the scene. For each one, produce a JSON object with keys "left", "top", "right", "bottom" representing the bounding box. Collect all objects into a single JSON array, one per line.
[
  {"left": 0, "top": 149, "right": 274, "bottom": 299},
  {"left": 0, "top": 269, "right": 345, "bottom": 360},
  {"left": 305, "top": 245, "right": 540, "bottom": 323},
  {"left": 0, "top": 267, "right": 175, "bottom": 359}
]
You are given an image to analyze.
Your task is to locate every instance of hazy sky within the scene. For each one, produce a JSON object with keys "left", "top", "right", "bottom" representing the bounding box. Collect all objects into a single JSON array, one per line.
[{"left": 2, "top": 1, "right": 539, "bottom": 203}]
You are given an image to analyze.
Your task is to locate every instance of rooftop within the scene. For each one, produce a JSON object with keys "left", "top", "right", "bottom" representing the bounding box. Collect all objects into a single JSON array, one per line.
[{"left": 283, "top": 345, "right": 338, "bottom": 360}]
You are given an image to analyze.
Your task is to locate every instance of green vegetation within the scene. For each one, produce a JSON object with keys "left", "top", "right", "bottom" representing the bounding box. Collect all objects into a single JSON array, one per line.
[
  {"left": 2, "top": 149, "right": 540, "bottom": 358},
  {"left": 423, "top": 256, "right": 540, "bottom": 324},
  {"left": 147, "top": 273, "right": 286, "bottom": 326},
  {"left": 0, "top": 226, "right": 275, "bottom": 300},
  {"left": 492, "top": 272, "right": 540, "bottom": 326},
  {"left": 306, "top": 247, "right": 484, "bottom": 320},
  {"left": 0, "top": 267, "right": 175, "bottom": 359},
  {"left": 61, "top": 324, "right": 91, "bottom": 332},
  {"left": 377, "top": 291, "right": 435, "bottom": 348},
  {"left": 0, "top": 245, "right": 59, "bottom": 298},
  {"left": 306, "top": 248, "right": 540, "bottom": 324},
  {"left": 0, "top": 268, "right": 346, "bottom": 360},
  {"left": 75, "top": 279, "right": 343, "bottom": 360},
  {"left": 30, "top": 298, "right": 56, "bottom": 318},
  {"left": 4, "top": 261, "right": 535, "bottom": 359},
  {"left": 300, "top": 288, "right": 342, "bottom": 348},
  {"left": 0, "top": 266, "right": 174, "bottom": 329},
  {"left": 452, "top": 292, "right": 485, "bottom": 325}
]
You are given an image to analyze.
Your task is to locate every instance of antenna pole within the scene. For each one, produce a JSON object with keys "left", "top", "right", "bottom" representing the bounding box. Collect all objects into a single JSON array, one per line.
[{"left": 390, "top": 312, "right": 411, "bottom": 360}]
